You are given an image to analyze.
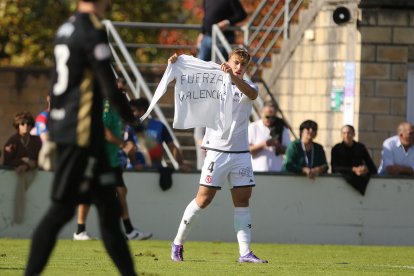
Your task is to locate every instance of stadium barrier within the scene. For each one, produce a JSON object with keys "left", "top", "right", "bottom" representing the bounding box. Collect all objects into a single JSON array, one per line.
[{"left": 1, "top": 168, "right": 413, "bottom": 245}]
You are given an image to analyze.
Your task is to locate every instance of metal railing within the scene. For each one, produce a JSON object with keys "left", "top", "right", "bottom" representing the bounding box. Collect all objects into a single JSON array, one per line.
[
  {"left": 103, "top": 0, "right": 306, "bottom": 164},
  {"left": 104, "top": 20, "right": 182, "bottom": 169}
]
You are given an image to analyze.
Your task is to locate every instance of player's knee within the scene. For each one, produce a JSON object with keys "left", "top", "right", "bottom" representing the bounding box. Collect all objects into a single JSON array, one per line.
[{"left": 196, "top": 196, "right": 213, "bottom": 208}]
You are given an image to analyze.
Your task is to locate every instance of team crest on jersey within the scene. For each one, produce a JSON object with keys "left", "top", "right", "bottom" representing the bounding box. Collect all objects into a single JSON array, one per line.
[
  {"left": 239, "top": 167, "right": 253, "bottom": 177},
  {"left": 205, "top": 175, "right": 212, "bottom": 183},
  {"left": 233, "top": 92, "right": 241, "bottom": 103}
]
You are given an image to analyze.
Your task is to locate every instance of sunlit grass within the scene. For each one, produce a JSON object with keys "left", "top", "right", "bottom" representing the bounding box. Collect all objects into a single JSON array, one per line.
[{"left": 1, "top": 239, "right": 414, "bottom": 275}]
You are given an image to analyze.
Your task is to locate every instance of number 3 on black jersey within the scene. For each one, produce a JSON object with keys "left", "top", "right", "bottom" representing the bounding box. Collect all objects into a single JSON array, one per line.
[
  {"left": 53, "top": 44, "right": 70, "bottom": 96},
  {"left": 207, "top": 162, "right": 215, "bottom": 173}
]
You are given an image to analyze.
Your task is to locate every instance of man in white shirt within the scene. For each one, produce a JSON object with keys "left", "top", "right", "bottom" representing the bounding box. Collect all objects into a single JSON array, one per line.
[
  {"left": 248, "top": 102, "right": 290, "bottom": 172},
  {"left": 378, "top": 122, "right": 414, "bottom": 175},
  {"left": 169, "top": 48, "right": 267, "bottom": 264}
]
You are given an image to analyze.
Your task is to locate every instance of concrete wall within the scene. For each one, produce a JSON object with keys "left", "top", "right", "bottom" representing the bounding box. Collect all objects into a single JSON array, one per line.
[{"left": 1, "top": 168, "right": 414, "bottom": 245}]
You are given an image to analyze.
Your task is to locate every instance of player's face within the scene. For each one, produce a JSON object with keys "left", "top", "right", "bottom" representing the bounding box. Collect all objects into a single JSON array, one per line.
[
  {"left": 341, "top": 126, "right": 354, "bottom": 145},
  {"left": 227, "top": 55, "right": 248, "bottom": 79}
]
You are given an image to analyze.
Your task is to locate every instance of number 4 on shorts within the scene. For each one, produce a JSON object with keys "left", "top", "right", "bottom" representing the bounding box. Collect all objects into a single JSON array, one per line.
[{"left": 207, "top": 162, "right": 214, "bottom": 173}]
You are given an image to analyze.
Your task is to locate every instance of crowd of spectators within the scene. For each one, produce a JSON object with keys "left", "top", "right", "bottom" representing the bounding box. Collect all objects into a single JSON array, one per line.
[{"left": 3, "top": 103, "right": 414, "bottom": 183}]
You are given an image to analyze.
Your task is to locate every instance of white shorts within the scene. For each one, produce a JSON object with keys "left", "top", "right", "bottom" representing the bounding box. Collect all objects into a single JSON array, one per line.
[{"left": 199, "top": 150, "right": 255, "bottom": 189}]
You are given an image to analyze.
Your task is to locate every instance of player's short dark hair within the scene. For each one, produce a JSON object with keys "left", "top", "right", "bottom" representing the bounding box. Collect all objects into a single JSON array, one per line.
[
  {"left": 130, "top": 98, "right": 149, "bottom": 111},
  {"left": 13, "top": 111, "right": 35, "bottom": 130},
  {"left": 299, "top": 120, "right": 318, "bottom": 137}
]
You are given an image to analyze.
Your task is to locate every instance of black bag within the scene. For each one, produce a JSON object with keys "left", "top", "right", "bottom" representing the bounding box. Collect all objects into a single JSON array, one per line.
[{"left": 158, "top": 167, "right": 174, "bottom": 191}]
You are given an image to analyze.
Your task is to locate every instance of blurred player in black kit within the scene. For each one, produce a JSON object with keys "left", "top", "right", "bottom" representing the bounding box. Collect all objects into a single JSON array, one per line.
[{"left": 25, "top": 0, "right": 137, "bottom": 275}]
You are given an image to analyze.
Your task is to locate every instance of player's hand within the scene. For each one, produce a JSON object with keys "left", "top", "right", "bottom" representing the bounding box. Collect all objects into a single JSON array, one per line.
[
  {"left": 38, "top": 141, "right": 57, "bottom": 171},
  {"left": 168, "top": 53, "right": 178, "bottom": 64}
]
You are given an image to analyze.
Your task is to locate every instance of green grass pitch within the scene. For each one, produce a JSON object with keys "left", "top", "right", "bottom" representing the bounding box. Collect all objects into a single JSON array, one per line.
[{"left": 1, "top": 239, "right": 414, "bottom": 275}]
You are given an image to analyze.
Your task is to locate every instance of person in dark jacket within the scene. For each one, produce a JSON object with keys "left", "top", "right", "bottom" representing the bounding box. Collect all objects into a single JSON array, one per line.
[
  {"left": 282, "top": 120, "right": 328, "bottom": 178},
  {"left": 331, "top": 125, "right": 377, "bottom": 195}
]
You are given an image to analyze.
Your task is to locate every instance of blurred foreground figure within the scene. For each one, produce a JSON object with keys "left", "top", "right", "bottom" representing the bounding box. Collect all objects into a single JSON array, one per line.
[{"left": 25, "top": 1, "right": 137, "bottom": 275}]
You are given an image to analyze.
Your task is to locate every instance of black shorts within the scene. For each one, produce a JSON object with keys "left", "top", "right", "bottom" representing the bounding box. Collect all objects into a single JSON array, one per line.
[
  {"left": 51, "top": 145, "right": 117, "bottom": 204},
  {"left": 113, "top": 166, "right": 126, "bottom": 188}
]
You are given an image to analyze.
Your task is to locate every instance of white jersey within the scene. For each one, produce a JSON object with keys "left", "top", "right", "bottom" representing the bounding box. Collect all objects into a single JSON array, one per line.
[
  {"left": 202, "top": 80, "right": 257, "bottom": 153},
  {"left": 248, "top": 119, "right": 291, "bottom": 172},
  {"left": 140, "top": 55, "right": 233, "bottom": 136}
]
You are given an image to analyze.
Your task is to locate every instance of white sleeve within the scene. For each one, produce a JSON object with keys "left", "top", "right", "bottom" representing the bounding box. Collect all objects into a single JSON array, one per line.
[{"left": 379, "top": 139, "right": 394, "bottom": 174}]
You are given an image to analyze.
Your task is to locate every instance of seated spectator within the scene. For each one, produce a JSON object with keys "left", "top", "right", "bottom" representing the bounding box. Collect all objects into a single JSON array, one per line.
[
  {"left": 331, "top": 125, "right": 377, "bottom": 195},
  {"left": 282, "top": 120, "right": 328, "bottom": 178},
  {"left": 3, "top": 111, "right": 42, "bottom": 173},
  {"left": 3, "top": 111, "right": 42, "bottom": 224},
  {"left": 378, "top": 122, "right": 414, "bottom": 175},
  {"left": 248, "top": 101, "right": 290, "bottom": 172},
  {"left": 125, "top": 98, "right": 186, "bottom": 170}
]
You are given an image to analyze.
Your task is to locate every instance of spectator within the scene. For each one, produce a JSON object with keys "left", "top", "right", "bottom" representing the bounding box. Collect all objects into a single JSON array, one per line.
[
  {"left": 126, "top": 98, "right": 185, "bottom": 170},
  {"left": 197, "top": 0, "right": 247, "bottom": 61},
  {"left": 3, "top": 111, "right": 41, "bottom": 173},
  {"left": 3, "top": 111, "right": 42, "bottom": 224},
  {"left": 378, "top": 122, "right": 414, "bottom": 175},
  {"left": 331, "top": 125, "right": 377, "bottom": 195},
  {"left": 248, "top": 101, "right": 290, "bottom": 172},
  {"left": 31, "top": 94, "right": 50, "bottom": 143},
  {"left": 282, "top": 120, "right": 328, "bottom": 178},
  {"left": 74, "top": 94, "right": 152, "bottom": 241}
]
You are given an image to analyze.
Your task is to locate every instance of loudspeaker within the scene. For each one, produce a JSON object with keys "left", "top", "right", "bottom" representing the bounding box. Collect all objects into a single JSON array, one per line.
[{"left": 333, "top": 6, "right": 351, "bottom": 25}]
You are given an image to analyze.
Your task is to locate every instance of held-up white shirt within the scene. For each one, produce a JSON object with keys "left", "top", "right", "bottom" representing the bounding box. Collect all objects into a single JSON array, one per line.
[
  {"left": 140, "top": 55, "right": 233, "bottom": 137},
  {"left": 378, "top": 135, "right": 414, "bottom": 174},
  {"left": 202, "top": 80, "right": 257, "bottom": 153}
]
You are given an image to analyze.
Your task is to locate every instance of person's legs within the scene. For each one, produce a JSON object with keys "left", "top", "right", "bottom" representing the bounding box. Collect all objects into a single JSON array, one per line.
[
  {"left": 231, "top": 187, "right": 267, "bottom": 263},
  {"left": 73, "top": 204, "right": 91, "bottom": 240},
  {"left": 25, "top": 201, "right": 77, "bottom": 275},
  {"left": 95, "top": 186, "right": 136, "bottom": 275},
  {"left": 198, "top": 35, "right": 212, "bottom": 61},
  {"left": 115, "top": 167, "right": 152, "bottom": 240},
  {"left": 171, "top": 186, "right": 217, "bottom": 261},
  {"left": 231, "top": 187, "right": 252, "bottom": 256},
  {"left": 116, "top": 186, "right": 130, "bottom": 220}
]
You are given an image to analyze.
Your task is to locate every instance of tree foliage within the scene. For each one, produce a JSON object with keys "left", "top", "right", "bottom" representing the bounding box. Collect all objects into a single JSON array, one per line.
[{"left": 0, "top": 0, "right": 196, "bottom": 66}]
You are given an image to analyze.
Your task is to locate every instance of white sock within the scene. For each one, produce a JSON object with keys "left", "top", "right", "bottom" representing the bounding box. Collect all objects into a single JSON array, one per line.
[
  {"left": 173, "top": 199, "right": 202, "bottom": 245},
  {"left": 234, "top": 207, "right": 251, "bottom": 256}
]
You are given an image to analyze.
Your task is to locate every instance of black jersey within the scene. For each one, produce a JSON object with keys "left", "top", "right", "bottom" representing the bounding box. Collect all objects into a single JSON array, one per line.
[
  {"left": 48, "top": 12, "right": 134, "bottom": 147},
  {"left": 201, "top": 0, "right": 247, "bottom": 40}
]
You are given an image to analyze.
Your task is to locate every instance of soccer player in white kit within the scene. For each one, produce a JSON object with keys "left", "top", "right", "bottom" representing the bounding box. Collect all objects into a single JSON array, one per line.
[{"left": 169, "top": 48, "right": 268, "bottom": 263}]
